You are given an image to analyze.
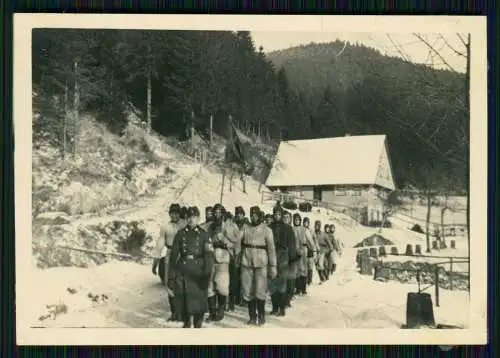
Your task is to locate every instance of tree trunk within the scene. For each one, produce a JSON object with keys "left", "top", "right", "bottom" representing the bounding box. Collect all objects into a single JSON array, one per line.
[
  {"left": 425, "top": 190, "right": 432, "bottom": 253},
  {"left": 209, "top": 114, "right": 213, "bottom": 144},
  {"left": 465, "top": 34, "right": 471, "bottom": 287},
  {"left": 72, "top": 61, "right": 79, "bottom": 156},
  {"left": 63, "top": 81, "right": 69, "bottom": 158},
  {"left": 440, "top": 194, "right": 449, "bottom": 245},
  {"left": 146, "top": 64, "right": 152, "bottom": 133}
]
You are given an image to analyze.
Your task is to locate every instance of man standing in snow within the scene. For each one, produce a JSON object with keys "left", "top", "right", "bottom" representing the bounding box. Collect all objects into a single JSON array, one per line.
[
  {"left": 292, "top": 213, "right": 316, "bottom": 295},
  {"left": 223, "top": 211, "right": 244, "bottom": 311},
  {"left": 313, "top": 220, "right": 330, "bottom": 284},
  {"left": 303, "top": 217, "right": 319, "bottom": 286},
  {"left": 328, "top": 224, "right": 342, "bottom": 274},
  {"left": 152, "top": 203, "right": 184, "bottom": 322},
  {"left": 206, "top": 217, "right": 234, "bottom": 322},
  {"left": 268, "top": 205, "right": 298, "bottom": 316},
  {"left": 167, "top": 206, "right": 214, "bottom": 328},
  {"left": 283, "top": 211, "right": 299, "bottom": 307},
  {"left": 235, "top": 206, "right": 277, "bottom": 326}
]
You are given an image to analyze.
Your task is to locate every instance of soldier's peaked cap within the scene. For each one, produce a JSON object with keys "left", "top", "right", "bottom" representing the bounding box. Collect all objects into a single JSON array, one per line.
[
  {"left": 169, "top": 203, "right": 181, "bottom": 213},
  {"left": 315, "top": 220, "right": 322, "bottom": 225},
  {"left": 205, "top": 206, "right": 213, "bottom": 212},
  {"left": 235, "top": 206, "right": 245, "bottom": 216},
  {"left": 250, "top": 206, "right": 260, "bottom": 216},
  {"left": 187, "top": 206, "right": 200, "bottom": 218},
  {"left": 303, "top": 217, "right": 310, "bottom": 223}
]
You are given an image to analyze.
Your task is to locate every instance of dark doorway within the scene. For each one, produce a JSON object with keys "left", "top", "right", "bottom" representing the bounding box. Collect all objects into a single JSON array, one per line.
[{"left": 313, "top": 186, "right": 322, "bottom": 201}]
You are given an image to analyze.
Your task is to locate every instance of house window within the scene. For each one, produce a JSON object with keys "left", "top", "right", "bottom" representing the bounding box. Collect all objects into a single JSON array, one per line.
[
  {"left": 351, "top": 188, "right": 361, "bottom": 196},
  {"left": 335, "top": 186, "right": 346, "bottom": 196}
]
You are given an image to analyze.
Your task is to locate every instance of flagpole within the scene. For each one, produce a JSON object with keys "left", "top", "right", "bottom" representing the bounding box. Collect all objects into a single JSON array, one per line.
[{"left": 220, "top": 169, "right": 225, "bottom": 205}]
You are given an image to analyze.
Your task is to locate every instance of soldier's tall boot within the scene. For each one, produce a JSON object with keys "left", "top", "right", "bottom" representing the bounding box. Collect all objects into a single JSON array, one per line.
[
  {"left": 277, "top": 292, "right": 286, "bottom": 317},
  {"left": 193, "top": 314, "right": 204, "bottom": 328},
  {"left": 215, "top": 294, "right": 226, "bottom": 321},
  {"left": 228, "top": 294, "right": 235, "bottom": 312},
  {"left": 257, "top": 299, "right": 266, "bottom": 326},
  {"left": 182, "top": 315, "right": 192, "bottom": 328},
  {"left": 270, "top": 293, "right": 279, "bottom": 315},
  {"left": 206, "top": 295, "right": 217, "bottom": 323},
  {"left": 295, "top": 277, "right": 301, "bottom": 295},
  {"left": 307, "top": 269, "right": 313, "bottom": 286},
  {"left": 332, "top": 263, "right": 337, "bottom": 273},
  {"left": 286, "top": 279, "right": 294, "bottom": 307},
  {"left": 300, "top": 276, "right": 307, "bottom": 295},
  {"left": 318, "top": 270, "right": 326, "bottom": 283},
  {"left": 246, "top": 300, "right": 257, "bottom": 325},
  {"left": 167, "top": 297, "right": 177, "bottom": 321}
]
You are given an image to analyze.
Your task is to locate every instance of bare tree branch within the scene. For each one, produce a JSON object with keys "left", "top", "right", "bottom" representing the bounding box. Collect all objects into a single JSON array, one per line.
[
  {"left": 439, "top": 34, "right": 467, "bottom": 58},
  {"left": 457, "top": 33, "right": 468, "bottom": 47},
  {"left": 413, "top": 33, "right": 457, "bottom": 73}
]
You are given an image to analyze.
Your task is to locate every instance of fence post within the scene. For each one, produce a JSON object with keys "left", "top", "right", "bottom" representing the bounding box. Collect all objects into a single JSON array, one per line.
[
  {"left": 417, "top": 269, "right": 421, "bottom": 293},
  {"left": 434, "top": 265, "right": 440, "bottom": 307},
  {"left": 261, "top": 190, "right": 264, "bottom": 204},
  {"left": 449, "top": 257, "right": 454, "bottom": 291}
]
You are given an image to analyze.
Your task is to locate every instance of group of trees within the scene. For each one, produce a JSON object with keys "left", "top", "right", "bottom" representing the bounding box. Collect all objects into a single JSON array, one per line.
[
  {"left": 32, "top": 29, "right": 300, "bottom": 151},
  {"left": 33, "top": 30, "right": 468, "bottom": 194},
  {"left": 267, "top": 39, "right": 469, "bottom": 193}
]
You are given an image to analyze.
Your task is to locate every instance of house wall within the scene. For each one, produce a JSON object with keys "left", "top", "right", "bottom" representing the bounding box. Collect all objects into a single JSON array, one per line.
[{"left": 271, "top": 184, "right": 388, "bottom": 224}]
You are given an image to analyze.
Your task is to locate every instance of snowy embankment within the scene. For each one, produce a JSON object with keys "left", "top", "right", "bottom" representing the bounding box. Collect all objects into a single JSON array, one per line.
[{"left": 30, "top": 244, "right": 469, "bottom": 329}]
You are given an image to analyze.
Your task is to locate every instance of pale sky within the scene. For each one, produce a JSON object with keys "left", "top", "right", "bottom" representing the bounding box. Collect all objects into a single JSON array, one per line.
[{"left": 251, "top": 32, "right": 468, "bottom": 73}]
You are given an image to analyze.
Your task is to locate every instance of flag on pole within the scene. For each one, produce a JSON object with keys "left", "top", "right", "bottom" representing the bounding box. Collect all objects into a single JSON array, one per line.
[{"left": 225, "top": 115, "right": 254, "bottom": 175}]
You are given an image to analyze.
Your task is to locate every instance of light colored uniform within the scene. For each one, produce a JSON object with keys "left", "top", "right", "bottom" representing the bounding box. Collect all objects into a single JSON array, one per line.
[
  {"left": 235, "top": 222, "right": 277, "bottom": 301},
  {"left": 314, "top": 231, "right": 332, "bottom": 271},
  {"left": 292, "top": 226, "right": 316, "bottom": 277},
  {"left": 207, "top": 221, "right": 240, "bottom": 297},
  {"left": 307, "top": 228, "right": 319, "bottom": 271},
  {"left": 152, "top": 219, "right": 185, "bottom": 292}
]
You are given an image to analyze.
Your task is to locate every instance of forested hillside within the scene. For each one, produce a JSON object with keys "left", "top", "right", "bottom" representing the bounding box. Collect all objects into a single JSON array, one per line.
[
  {"left": 33, "top": 30, "right": 468, "bottom": 192},
  {"left": 267, "top": 41, "right": 468, "bottom": 191}
]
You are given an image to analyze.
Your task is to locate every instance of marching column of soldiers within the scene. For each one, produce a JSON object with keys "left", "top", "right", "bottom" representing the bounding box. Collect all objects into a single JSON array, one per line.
[{"left": 153, "top": 201, "right": 342, "bottom": 328}]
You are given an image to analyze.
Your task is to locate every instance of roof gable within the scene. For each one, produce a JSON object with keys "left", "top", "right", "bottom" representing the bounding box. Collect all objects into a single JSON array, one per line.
[
  {"left": 374, "top": 141, "right": 396, "bottom": 190},
  {"left": 265, "top": 134, "right": 395, "bottom": 190}
]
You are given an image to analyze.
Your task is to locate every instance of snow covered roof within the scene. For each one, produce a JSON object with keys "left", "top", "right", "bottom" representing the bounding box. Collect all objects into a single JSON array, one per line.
[
  {"left": 353, "top": 233, "right": 394, "bottom": 248},
  {"left": 265, "top": 134, "right": 395, "bottom": 190}
]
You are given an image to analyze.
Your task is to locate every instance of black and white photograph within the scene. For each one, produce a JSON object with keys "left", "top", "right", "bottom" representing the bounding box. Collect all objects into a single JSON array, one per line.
[{"left": 15, "top": 15, "right": 487, "bottom": 345}]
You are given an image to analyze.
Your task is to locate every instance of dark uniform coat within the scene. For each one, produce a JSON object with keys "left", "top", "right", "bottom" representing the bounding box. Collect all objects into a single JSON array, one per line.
[
  {"left": 168, "top": 225, "right": 215, "bottom": 316},
  {"left": 268, "top": 221, "right": 299, "bottom": 293}
]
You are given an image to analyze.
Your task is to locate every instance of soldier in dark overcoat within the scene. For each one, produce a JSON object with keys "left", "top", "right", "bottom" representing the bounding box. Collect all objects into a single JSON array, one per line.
[
  {"left": 268, "top": 205, "right": 299, "bottom": 316},
  {"left": 313, "top": 220, "right": 331, "bottom": 283},
  {"left": 235, "top": 206, "right": 277, "bottom": 326},
  {"left": 167, "top": 206, "right": 215, "bottom": 328},
  {"left": 265, "top": 214, "right": 274, "bottom": 226}
]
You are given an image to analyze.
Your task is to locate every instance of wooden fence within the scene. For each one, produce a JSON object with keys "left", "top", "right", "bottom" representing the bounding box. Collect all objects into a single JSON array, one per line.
[{"left": 372, "top": 253, "right": 470, "bottom": 308}]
